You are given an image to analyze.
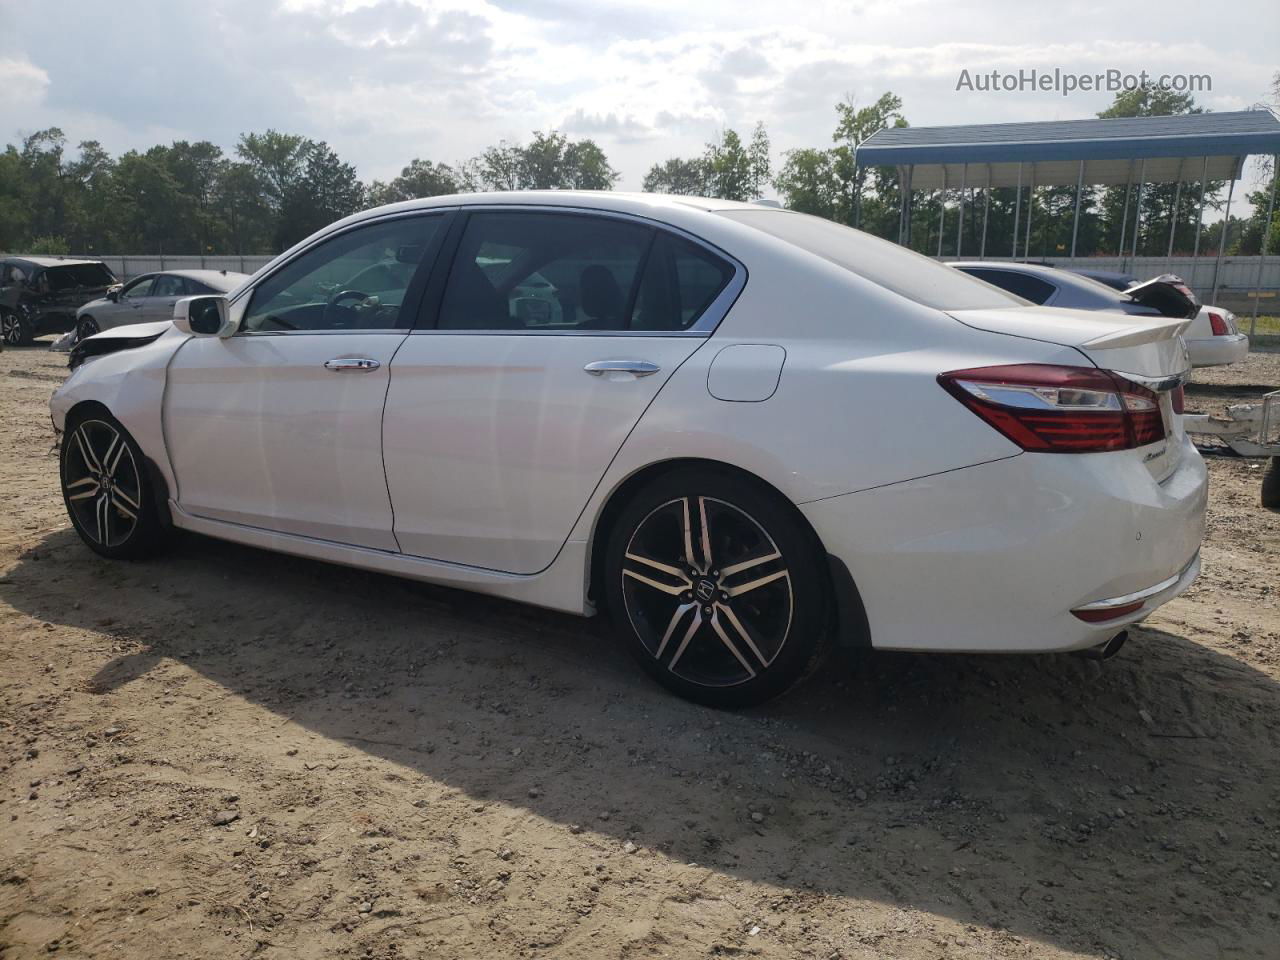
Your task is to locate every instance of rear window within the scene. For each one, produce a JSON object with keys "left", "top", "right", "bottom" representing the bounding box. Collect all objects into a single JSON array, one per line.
[
  {"left": 44, "top": 263, "right": 117, "bottom": 289},
  {"left": 719, "top": 210, "right": 1022, "bottom": 311},
  {"left": 958, "top": 268, "right": 1056, "bottom": 305}
]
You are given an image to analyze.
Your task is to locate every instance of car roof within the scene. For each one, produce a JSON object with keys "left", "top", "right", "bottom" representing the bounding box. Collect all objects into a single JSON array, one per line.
[{"left": 4, "top": 256, "right": 109, "bottom": 269}]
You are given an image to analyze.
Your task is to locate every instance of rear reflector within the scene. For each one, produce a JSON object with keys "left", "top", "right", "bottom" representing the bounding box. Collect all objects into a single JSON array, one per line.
[
  {"left": 938, "top": 364, "right": 1164, "bottom": 454},
  {"left": 1072, "top": 600, "right": 1144, "bottom": 623}
]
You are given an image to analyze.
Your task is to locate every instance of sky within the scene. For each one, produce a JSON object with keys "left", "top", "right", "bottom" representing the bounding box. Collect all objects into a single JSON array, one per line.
[{"left": 1, "top": 0, "right": 1277, "bottom": 200}]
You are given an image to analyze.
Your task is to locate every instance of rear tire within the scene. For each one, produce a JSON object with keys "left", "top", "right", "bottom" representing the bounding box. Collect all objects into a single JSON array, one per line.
[
  {"left": 1263, "top": 457, "right": 1280, "bottom": 511},
  {"left": 604, "top": 467, "right": 830, "bottom": 708},
  {"left": 61, "top": 410, "right": 170, "bottom": 560}
]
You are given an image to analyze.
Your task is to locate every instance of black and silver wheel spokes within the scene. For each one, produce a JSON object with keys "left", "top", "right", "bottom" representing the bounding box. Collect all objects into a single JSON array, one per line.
[
  {"left": 2, "top": 314, "right": 20, "bottom": 345},
  {"left": 63, "top": 420, "right": 141, "bottom": 547},
  {"left": 622, "top": 496, "right": 794, "bottom": 688}
]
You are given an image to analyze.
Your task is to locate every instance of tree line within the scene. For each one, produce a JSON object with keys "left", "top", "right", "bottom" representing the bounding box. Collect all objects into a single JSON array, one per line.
[{"left": 1, "top": 80, "right": 1275, "bottom": 258}]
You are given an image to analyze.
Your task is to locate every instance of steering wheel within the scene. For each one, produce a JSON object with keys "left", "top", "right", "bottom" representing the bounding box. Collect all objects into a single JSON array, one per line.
[{"left": 323, "top": 289, "right": 372, "bottom": 327}]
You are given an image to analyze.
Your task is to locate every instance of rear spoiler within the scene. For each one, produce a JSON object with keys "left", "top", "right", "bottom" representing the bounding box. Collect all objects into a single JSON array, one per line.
[
  {"left": 1081, "top": 317, "right": 1193, "bottom": 349},
  {"left": 1124, "top": 273, "right": 1200, "bottom": 320}
]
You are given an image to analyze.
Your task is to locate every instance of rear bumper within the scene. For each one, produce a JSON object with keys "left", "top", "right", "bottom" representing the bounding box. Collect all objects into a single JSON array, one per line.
[
  {"left": 1186, "top": 334, "right": 1248, "bottom": 368},
  {"left": 802, "top": 435, "right": 1207, "bottom": 654}
]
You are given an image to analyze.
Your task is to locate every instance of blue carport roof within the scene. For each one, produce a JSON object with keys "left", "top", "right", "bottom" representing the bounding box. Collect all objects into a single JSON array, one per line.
[{"left": 857, "top": 110, "right": 1280, "bottom": 188}]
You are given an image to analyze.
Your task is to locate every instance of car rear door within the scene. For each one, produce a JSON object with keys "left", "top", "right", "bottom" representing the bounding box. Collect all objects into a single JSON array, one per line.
[
  {"left": 163, "top": 212, "right": 449, "bottom": 550},
  {"left": 382, "top": 208, "right": 742, "bottom": 574},
  {"left": 146, "top": 274, "right": 187, "bottom": 322}
]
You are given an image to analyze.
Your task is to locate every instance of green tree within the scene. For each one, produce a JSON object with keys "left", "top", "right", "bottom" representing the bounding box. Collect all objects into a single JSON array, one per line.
[
  {"left": 641, "top": 156, "right": 707, "bottom": 195},
  {"left": 832, "top": 92, "right": 905, "bottom": 228},
  {"left": 367, "top": 158, "right": 460, "bottom": 206},
  {"left": 774, "top": 148, "right": 837, "bottom": 217}
]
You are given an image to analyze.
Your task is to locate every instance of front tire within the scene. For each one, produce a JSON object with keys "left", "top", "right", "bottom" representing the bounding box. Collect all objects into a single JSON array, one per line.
[
  {"left": 77, "top": 316, "right": 100, "bottom": 342},
  {"left": 604, "top": 468, "right": 830, "bottom": 708},
  {"left": 60, "top": 411, "right": 169, "bottom": 560},
  {"left": 2, "top": 309, "right": 33, "bottom": 346},
  {"left": 1263, "top": 457, "right": 1280, "bottom": 510}
]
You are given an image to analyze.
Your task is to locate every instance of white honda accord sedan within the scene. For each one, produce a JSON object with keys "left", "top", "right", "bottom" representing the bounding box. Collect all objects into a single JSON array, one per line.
[{"left": 50, "top": 192, "right": 1207, "bottom": 706}]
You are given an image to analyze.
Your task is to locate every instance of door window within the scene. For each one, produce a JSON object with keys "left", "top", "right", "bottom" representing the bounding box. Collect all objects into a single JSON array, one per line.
[
  {"left": 243, "top": 215, "right": 442, "bottom": 332},
  {"left": 632, "top": 232, "right": 736, "bottom": 332},
  {"left": 152, "top": 275, "right": 186, "bottom": 298},
  {"left": 122, "top": 276, "right": 155, "bottom": 299},
  {"left": 437, "top": 212, "right": 653, "bottom": 331}
]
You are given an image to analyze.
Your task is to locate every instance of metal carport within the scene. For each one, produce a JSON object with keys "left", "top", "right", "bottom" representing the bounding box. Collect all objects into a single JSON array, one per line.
[{"left": 856, "top": 109, "right": 1280, "bottom": 331}]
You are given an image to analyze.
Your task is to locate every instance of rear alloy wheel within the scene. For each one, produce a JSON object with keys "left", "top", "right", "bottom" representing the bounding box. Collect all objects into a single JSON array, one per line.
[
  {"left": 77, "top": 316, "right": 100, "bottom": 342},
  {"left": 61, "top": 413, "right": 168, "bottom": 559},
  {"left": 606, "top": 469, "right": 829, "bottom": 707},
  {"left": 2, "top": 310, "right": 33, "bottom": 346}
]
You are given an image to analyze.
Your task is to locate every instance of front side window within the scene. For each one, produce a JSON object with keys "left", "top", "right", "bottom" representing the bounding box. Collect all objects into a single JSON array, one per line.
[
  {"left": 436, "top": 212, "right": 734, "bottom": 333},
  {"left": 243, "top": 215, "right": 441, "bottom": 332},
  {"left": 122, "top": 275, "right": 155, "bottom": 299}
]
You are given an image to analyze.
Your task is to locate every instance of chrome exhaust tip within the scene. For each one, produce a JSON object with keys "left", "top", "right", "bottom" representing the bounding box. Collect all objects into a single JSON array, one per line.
[{"left": 1076, "top": 630, "right": 1128, "bottom": 662}]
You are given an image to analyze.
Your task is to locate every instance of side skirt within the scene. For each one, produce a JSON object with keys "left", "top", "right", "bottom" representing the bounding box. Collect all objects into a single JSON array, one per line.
[{"left": 168, "top": 502, "right": 593, "bottom": 617}]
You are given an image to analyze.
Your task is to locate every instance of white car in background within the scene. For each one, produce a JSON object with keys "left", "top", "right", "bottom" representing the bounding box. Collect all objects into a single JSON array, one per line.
[
  {"left": 1184, "top": 305, "right": 1249, "bottom": 367},
  {"left": 50, "top": 192, "right": 1207, "bottom": 707}
]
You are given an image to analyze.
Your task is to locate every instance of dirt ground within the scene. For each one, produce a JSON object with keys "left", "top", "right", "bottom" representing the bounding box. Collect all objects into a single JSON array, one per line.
[{"left": 1, "top": 342, "right": 1277, "bottom": 960}]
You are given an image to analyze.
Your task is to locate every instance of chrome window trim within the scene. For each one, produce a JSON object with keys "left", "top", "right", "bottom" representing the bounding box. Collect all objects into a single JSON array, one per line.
[
  {"left": 428, "top": 203, "right": 746, "bottom": 338},
  {"left": 231, "top": 328, "right": 408, "bottom": 338}
]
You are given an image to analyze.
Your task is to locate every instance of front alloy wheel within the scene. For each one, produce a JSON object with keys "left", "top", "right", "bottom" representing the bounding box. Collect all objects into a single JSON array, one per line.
[
  {"left": 61, "top": 414, "right": 168, "bottom": 559},
  {"left": 606, "top": 469, "right": 829, "bottom": 707}
]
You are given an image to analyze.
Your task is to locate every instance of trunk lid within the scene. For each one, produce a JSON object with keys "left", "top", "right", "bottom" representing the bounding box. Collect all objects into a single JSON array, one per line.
[
  {"left": 1123, "top": 273, "right": 1200, "bottom": 319},
  {"left": 949, "top": 305, "right": 1192, "bottom": 482}
]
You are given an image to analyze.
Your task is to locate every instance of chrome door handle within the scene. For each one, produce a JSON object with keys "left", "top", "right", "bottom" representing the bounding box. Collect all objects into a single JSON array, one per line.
[
  {"left": 584, "top": 359, "right": 660, "bottom": 377},
  {"left": 324, "top": 357, "right": 381, "bottom": 372}
]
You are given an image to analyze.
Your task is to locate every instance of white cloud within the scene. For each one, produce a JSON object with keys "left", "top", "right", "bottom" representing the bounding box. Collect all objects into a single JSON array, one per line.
[{"left": 0, "top": 0, "right": 1275, "bottom": 190}]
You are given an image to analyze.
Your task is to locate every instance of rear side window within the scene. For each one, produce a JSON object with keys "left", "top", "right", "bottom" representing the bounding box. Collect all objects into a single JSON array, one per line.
[
  {"left": 152, "top": 275, "right": 186, "bottom": 298},
  {"left": 632, "top": 232, "right": 735, "bottom": 331},
  {"left": 720, "top": 209, "right": 1022, "bottom": 311},
  {"left": 435, "top": 211, "right": 734, "bottom": 332},
  {"left": 960, "top": 268, "right": 1056, "bottom": 305}
]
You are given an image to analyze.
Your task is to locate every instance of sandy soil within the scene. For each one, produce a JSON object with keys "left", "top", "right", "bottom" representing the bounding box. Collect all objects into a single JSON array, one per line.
[{"left": 1, "top": 344, "right": 1278, "bottom": 960}]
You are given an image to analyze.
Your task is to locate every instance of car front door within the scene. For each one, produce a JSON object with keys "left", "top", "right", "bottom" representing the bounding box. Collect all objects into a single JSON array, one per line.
[
  {"left": 163, "top": 212, "right": 449, "bottom": 550},
  {"left": 111, "top": 275, "right": 157, "bottom": 327},
  {"left": 383, "top": 209, "right": 741, "bottom": 574}
]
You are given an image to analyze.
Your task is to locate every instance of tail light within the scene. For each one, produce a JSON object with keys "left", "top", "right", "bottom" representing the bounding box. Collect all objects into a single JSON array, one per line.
[
  {"left": 1207, "top": 311, "right": 1230, "bottom": 336},
  {"left": 938, "top": 364, "right": 1164, "bottom": 453},
  {"left": 1171, "top": 384, "right": 1185, "bottom": 415}
]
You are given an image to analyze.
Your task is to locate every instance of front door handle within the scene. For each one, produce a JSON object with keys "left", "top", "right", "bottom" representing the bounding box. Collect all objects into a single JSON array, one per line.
[
  {"left": 584, "top": 359, "right": 660, "bottom": 378},
  {"left": 324, "top": 357, "right": 381, "bottom": 372}
]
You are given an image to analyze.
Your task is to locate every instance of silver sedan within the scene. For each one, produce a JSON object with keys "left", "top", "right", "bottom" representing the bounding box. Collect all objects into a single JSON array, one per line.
[{"left": 75, "top": 270, "right": 248, "bottom": 340}]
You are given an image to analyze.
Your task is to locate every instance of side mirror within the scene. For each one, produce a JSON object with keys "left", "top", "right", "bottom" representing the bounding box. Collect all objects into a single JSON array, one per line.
[
  {"left": 106, "top": 285, "right": 122, "bottom": 302},
  {"left": 173, "top": 296, "right": 235, "bottom": 337}
]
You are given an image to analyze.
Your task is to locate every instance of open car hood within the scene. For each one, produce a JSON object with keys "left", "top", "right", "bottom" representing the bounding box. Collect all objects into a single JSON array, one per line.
[
  {"left": 1123, "top": 273, "right": 1200, "bottom": 319},
  {"left": 68, "top": 320, "right": 181, "bottom": 370}
]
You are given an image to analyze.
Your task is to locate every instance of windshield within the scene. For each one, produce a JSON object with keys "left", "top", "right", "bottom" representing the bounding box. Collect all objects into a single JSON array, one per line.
[{"left": 719, "top": 209, "right": 1023, "bottom": 311}]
